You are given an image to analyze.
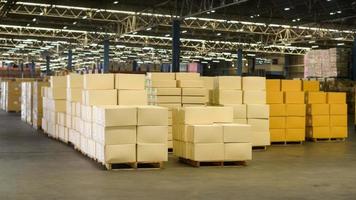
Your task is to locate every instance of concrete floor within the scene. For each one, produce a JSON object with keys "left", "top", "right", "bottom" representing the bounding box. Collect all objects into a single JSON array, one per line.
[{"left": 1, "top": 111, "right": 356, "bottom": 200}]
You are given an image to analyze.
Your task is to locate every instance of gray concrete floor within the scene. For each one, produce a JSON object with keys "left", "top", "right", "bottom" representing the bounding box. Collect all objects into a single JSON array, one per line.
[{"left": 0, "top": 111, "right": 356, "bottom": 200}]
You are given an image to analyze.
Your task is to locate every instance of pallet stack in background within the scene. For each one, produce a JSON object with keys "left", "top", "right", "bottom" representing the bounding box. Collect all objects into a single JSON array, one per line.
[
  {"left": 176, "top": 73, "right": 206, "bottom": 107},
  {"left": 32, "top": 81, "right": 49, "bottom": 129},
  {"left": 21, "top": 82, "right": 32, "bottom": 122},
  {"left": 173, "top": 106, "right": 252, "bottom": 167},
  {"left": 0, "top": 80, "right": 22, "bottom": 112}
]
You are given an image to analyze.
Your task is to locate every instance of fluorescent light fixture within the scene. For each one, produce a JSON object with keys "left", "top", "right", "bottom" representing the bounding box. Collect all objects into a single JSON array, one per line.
[
  {"left": 146, "top": 27, "right": 152, "bottom": 31},
  {"left": 337, "top": 43, "right": 344, "bottom": 46},
  {"left": 216, "top": 33, "right": 221, "bottom": 36},
  {"left": 312, "top": 45, "right": 319, "bottom": 48},
  {"left": 211, "top": 10, "right": 215, "bottom": 13},
  {"left": 182, "top": 30, "right": 187, "bottom": 33},
  {"left": 284, "top": 7, "right": 290, "bottom": 11},
  {"left": 82, "top": 16, "right": 87, "bottom": 19},
  {"left": 73, "top": 21, "right": 77, "bottom": 25},
  {"left": 32, "top": 18, "right": 36, "bottom": 22},
  {"left": 165, "top": 34, "right": 170, "bottom": 37}
]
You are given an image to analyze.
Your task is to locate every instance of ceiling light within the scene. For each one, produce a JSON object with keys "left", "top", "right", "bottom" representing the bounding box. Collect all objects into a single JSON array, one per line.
[
  {"left": 337, "top": 10, "right": 342, "bottom": 14},
  {"left": 207, "top": 12, "right": 211, "bottom": 14},
  {"left": 202, "top": 25, "right": 207, "bottom": 29},
  {"left": 39, "top": 12, "right": 44, "bottom": 15},
  {"left": 73, "top": 21, "right": 77, "bottom": 25},
  {"left": 211, "top": 10, "right": 215, "bottom": 13},
  {"left": 216, "top": 33, "right": 221, "bottom": 36},
  {"left": 292, "top": 19, "right": 296, "bottom": 22},
  {"left": 337, "top": 43, "right": 344, "bottom": 46},
  {"left": 26, "top": 23, "right": 30, "bottom": 27},
  {"left": 181, "top": 30, "right": 187, "bottom": 33},
  {"left": 146, "top": 27, "right": 152, "bottom": 31},
  {"left": 63, "top": 26, "right": 67, "bottom": 29},
  {"left": 250, "top": 15, "right": 254, "bottom": 18},
  {"left": 330, "top": 12, "right": 335, "bottom": 15},
  {"left": 284, "top": 7, "right": 290, "bottom": 11},
  {"left": 312, "top": 45, "right": 319, "bottom": 48},
  {"left": 32, "top": 18, "right": 36, "bottom": 22},
  {"left": 165, "top": 34, "right": 170, "bottom": 37},
  {"left": 132, "top": 32, "right": 137, "bottom": 35},
  {"left": 113, "top": 1, "right": 119, "bottom": 4},
  {"left": 82, "top": 16, "right": 87, "bottom": 19}
]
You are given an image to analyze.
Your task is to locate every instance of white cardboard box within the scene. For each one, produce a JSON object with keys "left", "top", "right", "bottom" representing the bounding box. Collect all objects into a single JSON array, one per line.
[
  {"left": 137, "top": 126, "right": 168, "bottom": 143},
  {"left": 224, "top": 143, "right": 252, "bottom": 161},
  {"left": 136, "top": 144, "right": 168, "bottom": 162},
  {"left": 105, "top": 144, "right": 136, "bottom": 163},
  {"left": 247, "top": 104, "right": 269, "bottom": 119},
  {"left": 137, "top": 106, "right": 168, "bottom": 126},
  {"left": 187, "top": 125, "right": 223, "bottom": 143},
  {"left": 222, "top": 124, "right": 252, "bottom": 143}
]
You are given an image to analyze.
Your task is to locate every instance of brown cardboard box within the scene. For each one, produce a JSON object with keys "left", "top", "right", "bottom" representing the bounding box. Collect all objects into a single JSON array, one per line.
[
  {"left": 329, "top": 104, "right": 347, "bottom": 115},
  {"left": 269, "top": 104, "right": 286, "bottom": 117},
  {"left": 214, "top": 90, "right": 243, "bottom": 104},
  {"left": 118, "top": 90, "right": 147, "bottom": 105},
  {"left": 156, "top": 88, "right": 181, "bottom": 96},
  {"left": 242, "top": 77, "right": 266, "bottom": 91},
  {"left": 286, "top": 117, "right": 305, "bottom": 128},
  {"left": 189, "top": 143, "right": 224, "bottom": 161},
  {"left": 83, "top": 90, "right": 117, "bottom": 106},
  {"left": 137, "top": 106, "right": 168, "bottom": 126},
  {"left": 302, "top": 80, "right": 319, "bottom": 92},
  {"left": 94, "top": 106, "right": 137, "bottom": 127},
  {"left": 266, "top": 80, "right": 281, "bottom": 92},
  {"left": 307, "top": 104, "right": 329, "bottom": 115},
  {"left": 214, "top": 76, "right": 241, "bottom": 90},
  {"left": 177, "top": 80, "right": 204, "bottom": 88},
  {"left": 222, "top": 124, "right": 252, "bottom": 143},
  {"left": 284, "top": 92, "right": 304, "bottom": 104},
  {"left": 137, "top": 144, "right": 168, "bottom": 162},
  {"left": 151, "top": 80, "right": 177, "bottom": 88},
  {"left": 270, "top": 117, "right": 285, "bottom": 129},
  {"left": 247, "top": 104, "right": 269, "bottom": 119},
  {"left": 327, "top": 92, "right": 346, "bottom": 104},
  {"left": 285, "top": 104, "right": 306, "bottom": 116},
  {"left": 330, "top": 115, "right": 347, "bottom": 127},
  {"left": 224, "top": 143, "right": 252, "bottom": 161},
  {"left": 307, "top": 115, "right": 330, "bottom": 127},
  {"left": 306, "top": 92, "right": 326, "bottom": 104},
  {"left": 66, "top": 74, "right": 83, "bottom": 88},
  {"left": 281, "top": 80, "right": 302, "bottom": 91},
  {"left": 115, "top": 74, "right": 145, "bottom": 90},
  {"left": 105, "top": 144, "right": 136, "bottom": 163},
  {"left": 270, "top": 129, "right": 285, "bottom": 142},
  {"left": 137, "top": 126, "right": 168, "bottom": 143},
  {"left": 266, "top": 91, "right": 283, "bottom": 104},
  {"left": 187, "top": 125, "right": 223, "bottom": 143},
  {"left": 243, "top": 91, "right": 266, "bottom": 104},
  {"left": 83, "top": 74, "right": 114, "bottom": 90},
  {"left": 285, "top": 129, "right": 305, "bottom": 141}
]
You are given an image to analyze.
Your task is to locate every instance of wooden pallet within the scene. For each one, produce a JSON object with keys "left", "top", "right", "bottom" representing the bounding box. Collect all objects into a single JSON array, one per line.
[
  {"left": 105, "top": 162, "right": 164, "bottom": 170},
  {"left": 252, "top": 146, "right": 268, "bottom": 151},
  {"left": 179, "top": 157, "right": 247, "bottom": 167},
  {"left": 271, "top": 141, "right": 304, "bottom": 145},
  {"left": 309, "top": 138, "right": 346, "bottom": 142}
]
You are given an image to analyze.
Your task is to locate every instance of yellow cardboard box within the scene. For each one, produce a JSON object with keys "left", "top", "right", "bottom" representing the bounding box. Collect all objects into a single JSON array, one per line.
[
  {"left": 269, "top": 104, "right": 286, "bottom": 117},
  {"left": 307, "top": 115, "right": 330, "bottom": 127},
  {"left": 330, "top": 115, "right": 347, "bottom": 127},
  {"left": 66, "top": 74, "right": 83, "bottom": 88},
  {"left": 284, "top": 92, "right": 304, "bottom": 104},
  {"left": 330, "top": 127, "right": 347, "bottom": 138},
  {"left": 307, "top": 104, "right": 329, "bottom": 115},
  {"left": 330, "top": 104, "right": 347, "bottom": 115},
  {"left": 270, "top": 129, "right": 285, "bottom": 142},
  {"left": 156, "top": 88, "right": 181, "bottom": 96},
  {"left": 189, "top": 143, "right": 224, "bottom": 161},
  {"left": 327, "top": 92, "right": 346, "bottom": 104},
  {"left": 270, "top": 117, "right": 285, "bottom": 129},
  {"left": 222, "top": 104, "right": 246, "bottom": 119},
  {"left": 306, "top": 92, "right": 326, "bottom": 104},
  {"left": 222, "top": 124, "right": 252, "bottom": 143},
  {"left": 286, "top": 117, "right": 305, "bottom": 129},
  {"left": 215, "top": 89, "right": 243, "bottom": 104},
  {"left": 281, "top": 80, "right": 302, "bottom": 92},
  {"left": 306, "top": 127, "right": 330, "bottom": 139},
  {"left": 266, "top": 80, "right": 281, "bottom": 92},
  {"left": 285, "top": 129, "right": 305, "bottom": 141},
  {"left": 285, "top": 104, "right": 306, "bottom": 116},
  {"left": 267, "top": 91, "right": 284, "bottom": 104},
  {"left": 302, "top": 80, "right": 320, "bottom": 92}
]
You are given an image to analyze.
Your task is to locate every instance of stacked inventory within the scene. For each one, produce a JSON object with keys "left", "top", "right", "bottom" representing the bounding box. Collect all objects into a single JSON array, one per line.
[
  {"left": 212, "top": 76, "right": 242, "bottom": 105},
  {"left": 177, "top": 73, "right": 207, "bottom": 107},
  {"left": 0, "top": 80, "right": 22, "bottom": 112},
  {"left": 282, "top": 80, "right": 306, "bottom": 142},
  {"left": 173, "top": 106, "right": 252, "bottom": 166},
  {"left": 328, "top": 93, "right": 348, "bottom": 139},
  {"left": 32, "top": 81, "right": 49, "bottom": 129},
  {"left": 21, "top": 82, "right": 32, "bottom": 122},
  {"left": 243, "top": 77, "right": 270, "bottom": 147},
  {"left": 116, "top": 74, "right": 147, "bottom": 105},
  {"left": 201, "top": 77, "right": 215, "bottom": 105}
]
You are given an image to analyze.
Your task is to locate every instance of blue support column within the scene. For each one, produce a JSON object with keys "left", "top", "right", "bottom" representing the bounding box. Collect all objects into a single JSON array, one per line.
[
  {"left": 352, "top": 38, "right": 356, "bottom": 80},
  {"left": 31, "top": 60, "right": 35, "bottom": 78},
  {"left": 237, "top": 49, "right": 243, "bottom": 76},
  {"left": 284, "top": 55, "right": 290, "bottom": 78},
  {"left": 46, "top": 55, "right": 51, "bottom": 76},
  {"left": 172, "top": 20, "right": 181, "bottom": 72},
  {"left": 20, "top": 62, "right": 24, "bottom": 78},
  {"left": 133, "top": 60, "right": 138, "bottom": 71},
  {"left": 67, "top": 49, "right": 73, "bottom": 71},
  {"left": 103, "top": 39, "right": 110, "bottom": 73}
]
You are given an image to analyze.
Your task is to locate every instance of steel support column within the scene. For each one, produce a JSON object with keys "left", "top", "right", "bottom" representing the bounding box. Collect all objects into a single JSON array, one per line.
[
  {"left": 352, "top": 38, "right": 356, "bottom": 81},
  {"left": 284, "top": 55, "right": 290, "bottom": 78},
  {"left": 31, "top": 60, "right": 35, "bottom": 77},
  {"left": 103, "top": 39, "right": 110, "bottom": 73},
  {"left": 46, "top": 55, "right": 50, "bottom": 76},
  {"left": 237, "top": 49, "right": 243, "bottom": 76},
  {"left": 172, "top": 20, "right": 181, "bottom": 72},
  {"left": 67, "top": 49, "right": 73, "bottom": 71}
]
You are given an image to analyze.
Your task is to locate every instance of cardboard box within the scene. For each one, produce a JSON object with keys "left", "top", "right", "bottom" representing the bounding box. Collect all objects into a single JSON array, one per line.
[
  {"left": 67, "top": 88, "right": 82, "bottom": 102},
  {"left": 281, "top": 80, "right": 302, "bottom": 91},
  {"left": 137, "top": 144, "right": 168, "bottom": 162},
  {"left": 151, "top": 80, "right": 177, "bottom": 88},
  {"left": 327, "top": 92, "right": 346, "bottom": 104},
  {"left": 201, "top": 77, "right": 215, "bottom": 90},
  {"left": 50, "top": 76, "right": 67, "bottom": 88},
  {"left": 330, "top": 127, "right": 347, "bottom": 138},
  {"left": 118, "top": 90, "right": 147, "bottom": 105},
  {"left": 83, "top": 90, "right": 117, "bottom": 106},
  {"left": 224, "top": 143, "right": 252, "bottom": 161},
  {"left": 179, "top": 106, "right": 233, "bottom": 125},
  {"left": 147, "top": 72, "right": 175, "bottom": 80},
  {"left": 251, "top": 131, "right": 270, "bottom": 146},
  {"left": 215, "top": 90, "right": 243, "bottom": 104},
  {"left": 47, "top": 87, "right": 66, "bottom": 100},
  {"left": 105, "top": 144, "right": 136, "bottom": 163},
  {"left": 269, "top": 104, "right": 286, "bottom": 117},
  {"left": 222, "top": 104, "right": 246, "bottom": 119},
  {"left": 175, "top": 72, "right": 200, "bottom": 80},
  {"left": 270, "top": 129, "right": 285, "bottom": 142},
  {"left": 136, "top": 125, "right": 168, "bottom": 144},
  {"left": 330, "top": 115, "right": 347, "bottom": 127},
  {"left": 182, "top": 96, "right": 206, "bottom": 104},
  {"left": 266, "top": 91, "right": 283, "bottom": 104},
  {"left": 83, "top": 74, "right": 114, "bottom": 90},
  {"left": 248, "top": 119, "right": 269, "bottom": 132},
  {"left": 307, "top": 127, "right": 330, "bottom": 139},
  {"left": 330, "top": 104, "right": 347, "bottom": 115},
  {"left": 177, "top": 80, "right": 204, "bottom": 88},
  {"left": 306, "top": 92, "right": 326, "bottom": 104},
  {"left": 67, "top": 74, "right": 83, "bottom": 88},
  {"left": 94, "top": 125, "right": 136, "bottom": 145},
  {"left": 115, "top": 74, "right": 145, "bottom": 90},
  {"left": 242, "top": 77, "right": 266, "bottom": 91},
  {"left": 94, "top": 106, "right": 137, "bottom": 127},
  {"left": 214, "top": 76, "right": 241, "bottom": 90},
  {"left": 189, "top": 143, "right": 224, "bottom": 161},
  {"left": 222, "top": 124, "right": 251, "bottom": 143},
  {"left": 286, "top": 117, "right": 305, "bottom": 129},
  {"left": 210, "top": 107, "right": 234, "bottom": 123},
  {"left": 285, "top": 129, "right": 305, "bottom": 141},
  {"left": 243, "top": 91, "right": 266, "bottom": 104},
  {"left": 307, "top": 115, "right": 330, "bottom": 127},
  {"left": 187, "top": 125, "right": 223, "bottom": 143},
  {"left": 270, "top": 117, "right": 285, "bottom": 129},
  {"left": 284, "top": 92, "right": 304, "bottom": 104},
  {"left": 137, "top": 106, "right": 168, "bottom": 126},
  {"left": 307, "top": 104, "right": 329, "bottom": 115},
  {"left": 303, "top": 80, "right": 320, "bottom": 92},
  {"left": 247, "top": 104, "right": 269, "bottom": 119},
  {"left": 182, "top": 88, "right": 207, "bottom": 96},
  {"left": 156, "top": 88, "right": 181, "bottom": 96},
  {"left": 156, "top": 96, "right": 181, "bottom": 103},
  {"left": 285, "top": 104, "right": 306, "bottom": 116},
  {"left": 233, "top": 119, "right": 247, "bottom": 124},
  {"left": 266, "top": 80, "right": 281, "bottom": 92}
]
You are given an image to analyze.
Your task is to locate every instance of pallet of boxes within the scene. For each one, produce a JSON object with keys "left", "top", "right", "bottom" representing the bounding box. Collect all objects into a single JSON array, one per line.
[
  {"left": 173, "top": 106, "right": 252, "bottom": 167},
  {"left": 176, "top": 72, "right": 207, "bottom": 107},
  {"left": 0, "top": 80, "right": 22, "bottom": 112},
  {"left": 32, "top": 81, "right": 49, "bottom": 129}
]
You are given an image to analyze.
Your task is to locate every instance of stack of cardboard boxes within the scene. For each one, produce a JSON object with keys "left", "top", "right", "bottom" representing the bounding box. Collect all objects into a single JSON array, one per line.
[
  {"left": 21, "top": 82, "right": 31, "bottom": 122},
  {"left": 201, "top": 77, "right": 215, "bottom": 105},
  {"left": 328, "top": 93, "right": 348, "bottom": 139},
  {"left": 0, "top": 80, "right": 22, "bottom": 112},
  {"left": 177, "top": 73, "right": 207, "bottom": 107},
  {"left": 32, "top": 81, "right": 49, "bottom": 129},
  {"left": 213, "top": 76, "right": 243, "bottom": 105},
  {"left": 173, "top": 106, "right": 252, "bottom": 165}
]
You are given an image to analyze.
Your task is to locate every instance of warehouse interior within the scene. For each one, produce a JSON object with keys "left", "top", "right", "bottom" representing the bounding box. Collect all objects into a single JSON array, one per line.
[{"left": 0, "top": 0, "right": 356, "bottom": 199}]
